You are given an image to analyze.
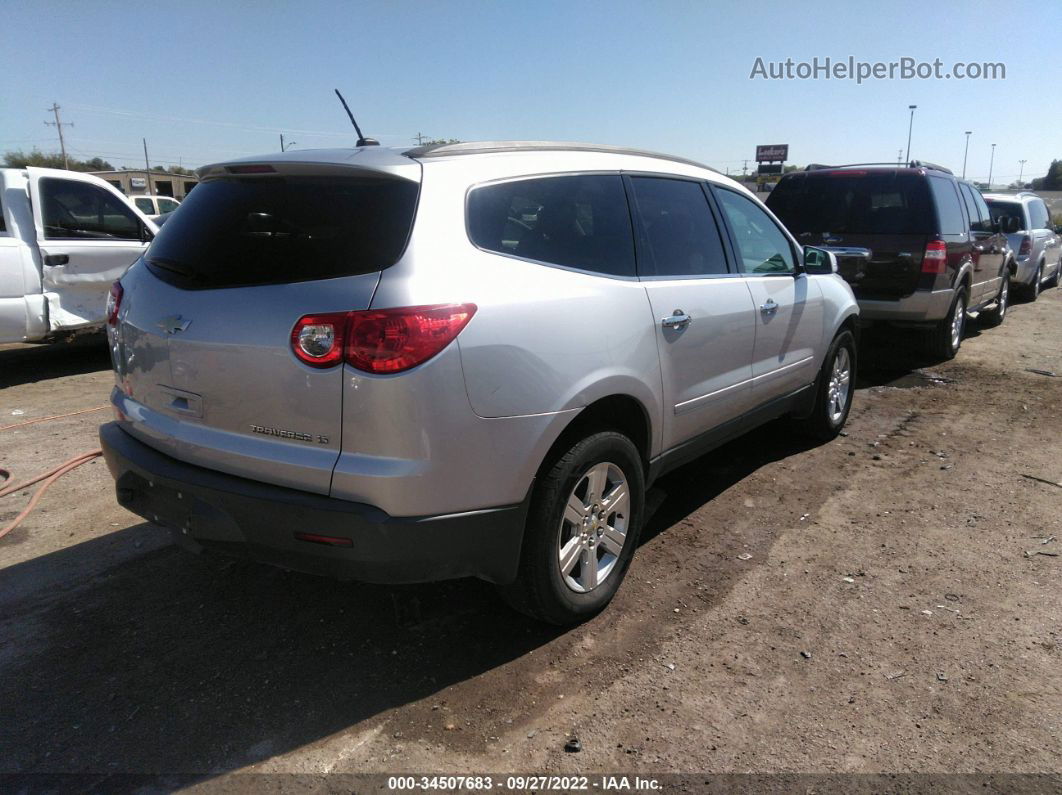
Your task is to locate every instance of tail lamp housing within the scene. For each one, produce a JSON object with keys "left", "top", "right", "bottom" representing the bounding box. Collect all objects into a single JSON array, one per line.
[
  {"left": 1018, "top": 236, "right": 1032, "bottom": 257},
  {"left": 291, "top": 304, "right": 477, "bottom": 373},
  {"left": 106, "top": 281, "right": 124, "bottom": 326},
  {"left": 921, "top": 240, "right": 947, "bottom": 274}
]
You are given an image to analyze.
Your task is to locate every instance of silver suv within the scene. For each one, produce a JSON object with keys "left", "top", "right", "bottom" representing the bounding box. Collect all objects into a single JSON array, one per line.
[
  {"left": 984, "top": 192, "right": 1062, "bottom": 300},
  {"left": 101, "top": 141, "right": 859, "bottom": 624}
]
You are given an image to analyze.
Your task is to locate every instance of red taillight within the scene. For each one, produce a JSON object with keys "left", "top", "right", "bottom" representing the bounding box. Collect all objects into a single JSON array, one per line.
[
  {"left": 290, "top": 304, "right": 477, "bottom": 373},
  {"left": 291, "top": 312, "right": 347, "bottom": 368},
  {"left": 1018, "top": 236, "right": 1032, "bottom": 256},
  {"left": 346, "top": 304, "right": 477, "bottom": 374},
  {"left": 921, "top": 240, "right": 948, "bottom": 274},
  {"left": 106, "top": 281, "right": 123, "bottom": 326}
]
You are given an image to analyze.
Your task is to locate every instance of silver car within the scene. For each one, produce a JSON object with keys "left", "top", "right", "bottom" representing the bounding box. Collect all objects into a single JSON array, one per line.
[
  {"left": 984, "top": 192, "right": 1062, "bottom": 300},
  {"left": 100, "top": 141, "right": 859, "bottom": 624}
]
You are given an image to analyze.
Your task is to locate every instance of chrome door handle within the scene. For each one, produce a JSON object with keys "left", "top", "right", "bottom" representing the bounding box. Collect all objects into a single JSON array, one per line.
[
  {"left": 760, "top": 298, "right": 778, "bottom": 315},
  {"left": 661, "top": 310, "right": 691, "bottom": 329}
]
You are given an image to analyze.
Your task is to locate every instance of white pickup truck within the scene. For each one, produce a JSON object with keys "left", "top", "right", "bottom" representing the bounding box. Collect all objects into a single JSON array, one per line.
[{"left": 0, "top": 167, "right": 157, "bottom": 343}]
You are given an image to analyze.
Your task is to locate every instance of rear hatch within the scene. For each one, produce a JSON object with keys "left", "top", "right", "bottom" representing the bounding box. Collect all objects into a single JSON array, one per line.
[
  {"left": 767, "top": 170, "right": 933, "bottom": 299},
  {"left": 113, "top": 151, "right": 420, "bottom": 494}
]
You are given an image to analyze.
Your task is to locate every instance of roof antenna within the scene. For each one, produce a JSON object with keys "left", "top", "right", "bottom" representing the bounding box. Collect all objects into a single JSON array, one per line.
[{"left": 334, "top": 89, "right": 378, "bottom": 147}]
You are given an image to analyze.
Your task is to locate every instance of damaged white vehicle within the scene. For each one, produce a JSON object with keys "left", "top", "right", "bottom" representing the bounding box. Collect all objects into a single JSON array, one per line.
[{"left": 0, "top": 167, "right": 157, "bottom": 343}]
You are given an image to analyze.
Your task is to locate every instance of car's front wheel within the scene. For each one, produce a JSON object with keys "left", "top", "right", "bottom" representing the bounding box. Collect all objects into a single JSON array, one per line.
[
  {"left": 500, "top": 431, "right": 645, "bottom": 625},
  {"left": 796, "top": 329, "right": 856, "bottom": 441}
]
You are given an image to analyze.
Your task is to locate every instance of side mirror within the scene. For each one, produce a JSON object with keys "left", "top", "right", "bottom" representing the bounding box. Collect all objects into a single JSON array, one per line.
[
  {"left": 140, "top": 224, "right": 155, "bottom": 243},
  {"left": 1054, "top": 225, "right": 1062, "bottom": 235},
  {"left": 803, "top": 245, "right": 838, "bottom": 275}
]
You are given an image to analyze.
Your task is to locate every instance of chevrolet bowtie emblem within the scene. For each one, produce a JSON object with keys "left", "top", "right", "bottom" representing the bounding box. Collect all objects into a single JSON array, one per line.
[{"left": 157, "top": 315, "right": 191, "bottom": 335}]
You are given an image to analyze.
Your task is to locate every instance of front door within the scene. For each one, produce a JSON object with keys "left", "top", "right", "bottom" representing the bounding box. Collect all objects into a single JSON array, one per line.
[
  {"left": 27, "top": 168, "right": 154, "bottom": 332},
  {"left": 712, "top": 186, "right": 825, "bottom": 398},
  {"left": 628, "top": 175, "right": 758, "bottom": 451}
]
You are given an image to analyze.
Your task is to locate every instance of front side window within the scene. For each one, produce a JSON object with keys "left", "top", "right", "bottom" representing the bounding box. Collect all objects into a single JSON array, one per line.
[
  {"left": 927, "top": 176, "right": 965, "bottom": 235},
  {"left": 467, "top": 174, "right": 635, "bottom": 277},
  {"left": 715, "top": 188, "right": 795, "bottom": 274},
  {"left": 629, "top": 177, "right": 729, "bottom": 277},
  {"left": 41, "top": 179, "right": 143, "bottom": 240},
  {"left": 157, "top": 198, "right": 180, "bottom": 214}
]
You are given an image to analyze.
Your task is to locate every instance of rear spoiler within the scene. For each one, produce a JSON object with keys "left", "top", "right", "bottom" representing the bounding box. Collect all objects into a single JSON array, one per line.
[{"left": 198, "top": 148, "right": 421, "bottom": 183}]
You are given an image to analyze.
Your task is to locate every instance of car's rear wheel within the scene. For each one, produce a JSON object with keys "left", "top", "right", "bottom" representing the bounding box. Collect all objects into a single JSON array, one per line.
[
  {"left": 1025, "top": 263, "right": 1043, "bottom": 301},
  {"left": 981, "top": 272, "right": 1009, "bottom": 327},
  {"left": 1046, "top": 260, "right": 1060, "bottom": 289},
  {"left": 795, "top": 329, "right": 856, "bottom": 441},
  {"left": 500, "top": 431, "right": 644, "bottom": 625},
  {"left": 927, "top": 288, "right": 967, "bottom": 360}
]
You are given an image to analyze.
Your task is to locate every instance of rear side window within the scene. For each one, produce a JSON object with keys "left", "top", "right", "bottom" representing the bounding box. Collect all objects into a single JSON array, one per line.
[
  {"left": 467, "top": 175, "right": 635, "bottom": 277},
  {"left": 958, "top": 183, "right": 989, "bottom": 232},
  {"left": 145, "top": 176, "right": 419, "bottom": 289},
  {"left": 767, "top": 172, "right": 932, "bottom": 236},
  {"left": 41, "top": 178, "right": 143, "bottom": 240},
  {"left": 1029, "top": 199, "right": 1050, "bottom": 230},
  {"left": 629, "top": 177, "right": 728, "bottom": 276},
  {"left": 927, "top": 176, "right": 965, "bottom": 235}
]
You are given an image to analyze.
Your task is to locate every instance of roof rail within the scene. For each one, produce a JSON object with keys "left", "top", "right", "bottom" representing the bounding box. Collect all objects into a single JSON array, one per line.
[
  {"left": 1015, "top": 190, "right": 1038, "bottom": 198},
  {"left": 804, "top": 160, "right": 954, "bottom": 175},
  {"left": 403, "top": 140, "right": 720, "bottom": 173}
]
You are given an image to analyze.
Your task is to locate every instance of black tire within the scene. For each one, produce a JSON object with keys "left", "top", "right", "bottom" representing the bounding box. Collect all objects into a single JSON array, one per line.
[
  {"left": 926, "top": 288, "right": 967, "bottom": 360},
  {"left": 1023, "top": 262, "right": 1043, "bottom": 301},
  {"left": 981, "top": 271, "right": 1009, "bottom": 327},
  {"left": 499, "top": 431, "right": 645, "bottom": 625},
  {"left": 795, "top": 329, "right": 856, "bottom": 442},
  {"left": 1047, "top": 260, "right": 1061, "bottom": 289}
]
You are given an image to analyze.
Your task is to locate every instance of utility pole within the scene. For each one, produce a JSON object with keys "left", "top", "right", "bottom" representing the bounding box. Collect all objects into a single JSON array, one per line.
[
  {"left": 44, "top": 103, "right": 72, "bottom": 170},
  {"left": 742, "top": 159, "right": 748, "bottom": 178},
  {"left": 962, "top": 131, "right": 972, "bottom": 178},
  {"left": 904, "top": 104, "right": 917, "bottom": 164},
  {"left": 987, "top": 143, "right": 996, "bottom": 188},
  {"left": 413, "top": 132, "right": 427, "bottom": 145},
  {"left": 143, "top": 138, "right": 153, "bottom": 196},
  {"left": 1018, "top": 159, "right": 1027, "bottom": 186},
  {"left": 897, "top": 149, "right": 903, "bottom": 165},
  {"left": 280, "top": 134, "right": 285, "bottom": 152}
]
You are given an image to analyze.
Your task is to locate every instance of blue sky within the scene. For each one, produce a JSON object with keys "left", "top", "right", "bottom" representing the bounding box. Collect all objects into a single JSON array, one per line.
[{"left": 2, "top": 0, "right": 1058, "bottom": 185}]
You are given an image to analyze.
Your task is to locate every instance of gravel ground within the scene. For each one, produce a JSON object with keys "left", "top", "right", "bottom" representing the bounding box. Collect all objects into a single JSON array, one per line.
[{"left": 1, "top": 287, "right": 1060, "bottom": 788}]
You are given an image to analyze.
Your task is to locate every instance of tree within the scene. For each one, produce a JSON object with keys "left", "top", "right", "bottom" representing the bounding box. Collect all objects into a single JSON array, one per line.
[
  {"left": 3, "top": 148, "right": 113, "bottom": 172},
  {"left": 422, "top": 138, "right": 462, "bottom": 146},
  {"left": 1033, "top": 160, "right": 1062, "bottom": 191}
]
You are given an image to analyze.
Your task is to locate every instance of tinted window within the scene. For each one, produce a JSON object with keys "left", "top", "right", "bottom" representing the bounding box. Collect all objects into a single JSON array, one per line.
[
  {"left": 157, "top": 198, "right": 180, "bottom": 214},
  {"left": 134, "top": 197, "right": 155, "bottom": 214},
  {"left": 958, "top": 183, "right": 982, "bottom": 227},
  {"left": 41, "top": 179, "right": 143, "bottom": 240},
  {"left": 927, "top": 176, "right": 965, "bottom": 235},
  {"left": 986, "top": 200, "right": 1023, "bottom": 228},
  {"left": 715, "top": 188, "right": 795, "bottom": 274},
  {"left": 468, "top": 175, "right": 635, "bottom": 277},
  {"left": 629, "top": 177, "right": 728, "bottom": 276},
  {"left": 145, "top": 176, "right": 419, "bottom": 289},
  {"left": 767, "top": 172, "right": 932, "bottom": 236},
  {"left": 1029, "top": 199, "right": 1050, "bottom": 230}
]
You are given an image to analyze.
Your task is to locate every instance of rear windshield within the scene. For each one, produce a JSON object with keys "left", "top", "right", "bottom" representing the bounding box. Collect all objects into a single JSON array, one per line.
[
  {"left": 767, "top": 172, "right": 932, "bottom": 236},
  {"left": 144, "top": 176, "right": 419, "bottom": 289},
  {"left": 985, "top": 200, "right": 1024, "bottom": 227}
]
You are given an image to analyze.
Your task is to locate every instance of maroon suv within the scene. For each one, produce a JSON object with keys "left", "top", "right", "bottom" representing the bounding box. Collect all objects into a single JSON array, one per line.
[{"left": 766, "top": 162, "right": 1012, "bottom": 359}]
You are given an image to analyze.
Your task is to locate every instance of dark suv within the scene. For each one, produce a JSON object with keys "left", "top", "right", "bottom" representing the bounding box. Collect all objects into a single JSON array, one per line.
[{"left": 766, "top": 162, "right": 1011, "bottom": 359}]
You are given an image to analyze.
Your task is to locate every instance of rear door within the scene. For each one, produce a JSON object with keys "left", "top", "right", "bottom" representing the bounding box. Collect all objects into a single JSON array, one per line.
[
  {"left": 629, "top": 175, "right": 757, "bottom": 449},
  {"left": 113, "top": 166, "right": 420, "bottom": 495},
  {"left": 27, "top": 168, "right": 155, "bottom": 332},
  {"left": 766, "top": 171, "right": 931, "bottom": 300},
  {"left": 714, "top": 186, "right": 823, "bottom": 397}
]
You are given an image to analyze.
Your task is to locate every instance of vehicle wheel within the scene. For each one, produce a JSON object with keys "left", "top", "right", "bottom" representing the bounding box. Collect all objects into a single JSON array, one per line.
[
  {"left": 1047, "top": 260, "right": 1060, "bottom": 289},
  {"left": 795, "top": 329, "right": 856, "bottom": 441},
  {"left": 981, "top": 272, "right": 1009, "bottom": 327},
  {"left": 1024, "top": 263, "right": 1043, "bottom": 301},
  {"left": 927, "top": 288, "right": 967, "bottom": 360},
  {"left": 499, "top": 431, "right": 645, "bottom": 625}
]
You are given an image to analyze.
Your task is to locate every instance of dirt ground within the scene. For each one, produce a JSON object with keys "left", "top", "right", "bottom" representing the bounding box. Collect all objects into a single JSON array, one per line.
[{"left": 1, "top": 287, "right": 1060, "bottom": 788}]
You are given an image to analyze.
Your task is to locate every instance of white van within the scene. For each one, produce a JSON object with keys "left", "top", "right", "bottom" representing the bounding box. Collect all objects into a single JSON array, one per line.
[{"left": 0, "top": 167, "right": 157, "bottom": 343}]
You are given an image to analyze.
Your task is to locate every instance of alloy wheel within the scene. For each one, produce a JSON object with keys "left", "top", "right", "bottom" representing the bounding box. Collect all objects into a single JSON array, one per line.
[
  {"left": 557, "top": 462, "right": 629, "bottom": 593},
  {"left": 827, "top": 346, "right": 852, "bottom": 425}
]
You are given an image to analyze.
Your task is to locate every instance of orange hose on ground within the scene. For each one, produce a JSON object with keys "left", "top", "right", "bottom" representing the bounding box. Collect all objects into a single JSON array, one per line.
[
  {"left": 0, "top": 449, "right": 103, "bottom": 540},
  {"left": 0, "top": 405, "right": 109, "bottom": 432}
]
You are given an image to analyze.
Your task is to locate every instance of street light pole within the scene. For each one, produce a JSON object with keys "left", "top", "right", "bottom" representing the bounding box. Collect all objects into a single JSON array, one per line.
[
  {"left": 962, "top": 131, "right": 972, "bottom": 179},
  {"left": 988, "top": 143, "right": 996, "bottom": 188},
  {"left": 905, "top": 105, "right": 917, "bottom": 163}
]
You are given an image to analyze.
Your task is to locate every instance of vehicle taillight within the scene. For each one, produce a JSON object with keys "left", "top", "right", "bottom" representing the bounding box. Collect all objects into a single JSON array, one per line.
[
  {"left": 921, "top": 240, "right": 948, "bottom": 274},
  {"left": 106, "top": 281, "right": 124, "bottom": 326},
  {"left": 346, "top": 304, "right": 477, "bottom": 374},
  {"left": 291, "top": 312, "right": 348, "bottom": 368},
  {"left": 290, "top": 304, "right": 477, "bottom": 373},
  {"left": 1018, "top": 236, "right": 1032, "bottom": 256}
]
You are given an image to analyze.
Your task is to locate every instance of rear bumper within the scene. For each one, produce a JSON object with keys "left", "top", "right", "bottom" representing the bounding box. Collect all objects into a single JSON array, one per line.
[
  {"left": 99, "top": 422, "right": 529, "bottom": 585},
  {"left": 856, "top": 287, "right": 955, "bottom": 323}
]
